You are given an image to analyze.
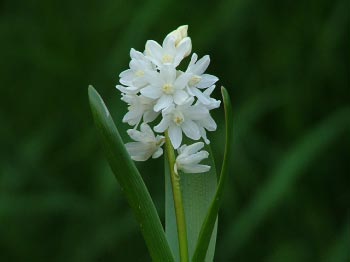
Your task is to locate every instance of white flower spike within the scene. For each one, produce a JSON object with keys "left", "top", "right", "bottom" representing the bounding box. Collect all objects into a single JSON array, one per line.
[
  {"left": 117, "top": 25, "right": 221, "bottom": 173},
  {"left": 174, "top": 142, "right": 210, "bottom": 174}
]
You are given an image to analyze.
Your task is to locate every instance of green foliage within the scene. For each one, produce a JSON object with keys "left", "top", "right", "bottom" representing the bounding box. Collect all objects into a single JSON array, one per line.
[
  {"left": 165, "top": 143, "right": 218, "bottom": 262},
  {"left": 88, "top": 86, "right": 174, "bottom": 262},
  {"left": 1, "top": 0, "right": 349, "bottom": 261},
  {"left": 191, "top": 87, "right": 233, "bottom": 262}
]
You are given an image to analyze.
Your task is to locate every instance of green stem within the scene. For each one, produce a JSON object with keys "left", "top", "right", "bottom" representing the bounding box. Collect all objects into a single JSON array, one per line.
[{"left": 164, "top": 131, "right": 189, "bottom": 262}]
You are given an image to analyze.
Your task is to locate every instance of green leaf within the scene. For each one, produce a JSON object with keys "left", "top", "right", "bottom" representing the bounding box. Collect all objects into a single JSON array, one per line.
[
  {"left": 191, "top": 86, "right": 233, "bottom": 262},
  {"left": 88, "top": 85, "right": 174, "bottom": 262},
  {"left": 165, "top": 148, "right": 218, "bottom": 262}
]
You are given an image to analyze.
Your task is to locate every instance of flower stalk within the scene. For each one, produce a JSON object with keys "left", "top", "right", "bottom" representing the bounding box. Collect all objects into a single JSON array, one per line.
[{"left": 164, "top": 130, "right": 189, "bottom": 262}]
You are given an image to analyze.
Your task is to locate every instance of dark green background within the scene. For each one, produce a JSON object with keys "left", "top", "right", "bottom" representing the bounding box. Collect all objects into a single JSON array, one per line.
[{"left": 1, "top": 0, "right": 349, "bottom": 261}]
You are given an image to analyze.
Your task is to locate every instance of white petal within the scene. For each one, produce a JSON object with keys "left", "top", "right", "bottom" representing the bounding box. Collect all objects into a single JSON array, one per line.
[
  {"left": 200, "top": 115, "right": 217, "bottom": 131},
  {"left": 173, "top": 38, "right": 191, "bottom": 66},
  {"left": 130, "top": 48, "right": 145, "bottom": 60},
  {"left": 140, "top": 86, "right": 162, "bottom": 99},
  {"left": 119, "top": 69, "right": 134, "bottom": 82},
  {"left": 182, "top": 164, "right": 210, "bottom": 174},
  {"left": 127, "top": 129, "right": 152, "bottom": 143},
  {"left": 154, "top": 95, "right": 173, "bottom": 112},
  {"left": 162, "top": 35, "right": 176, "bottom": 53},
  {"left": 199, "top": 127, "right": 210, "bottom": 144},
  {"left": 174, "top": 72, "right": 191, "bottom": 88},
  {"left": 181, "top": 120, "right": 201, "bottom": 140},
  {"left": 180, "top": 151, "right": 209, "bottom": 165},
  {"left": 177, "top": 37, "right": 192, "bottom": 57},
  {"left": 144, "top": 71, "right": 164, "bottom": 87},
  {"left": 203, "top": 85, "right": 216, "bottom": 96},
  {"left": 173, "top": 90, "right": 189, "bottom": 105},
  {"left": 177, "top": 144, "right": 187, "bottom": 155},
  {"left": 187, "top": 53, "right": 198, "bottom": 69},
  {"left": 192, "top": 55, "right": 210, "bottom": 75},
  {"left": 154, "top": 117, "right": 171, "bottom": 133},
  {"left": 169, "top": 125, "right": 182, "bottom": 149},
  {"left": 125, "top": 142, "right": 154, "bottom": 161},
  {"left": 140, "top": 123, "right": 155, "bottom": 138},
  {"left": 145, "top": 40, "right": 163, "bottom": 61},
  {"left": 182, "top": 142, "right": 204, "bottom": 155},
  {"left": 197, "top": 74, "right": 219, "bottom": 89},
  {"left": 123, "top": 111, "right": 141, "bottom": 126},
  {"left": 143, "top": 110, "right": 159, "bottom": 123},
  {"left": 191, "top": 88, "right": 212, "bottom": 104},
  {"left": 152, "top": 147, "right": 163, "bottom": 159},
  {"left": 186, "top": 105, "right": 209, "bottom": 120},
  {"left": 160, "top": 66, "right": 176, "bottom": 83}
]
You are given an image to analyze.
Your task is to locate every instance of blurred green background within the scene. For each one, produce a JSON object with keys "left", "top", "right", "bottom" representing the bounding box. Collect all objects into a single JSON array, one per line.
[{"left": 1, "top": 0, "right": 349, "bottom": 261}]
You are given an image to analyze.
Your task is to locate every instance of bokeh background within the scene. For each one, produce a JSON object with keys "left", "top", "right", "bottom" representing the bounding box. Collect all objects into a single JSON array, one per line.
[{"left": 1, "top": 0, "right": 349, "bottom": 261}]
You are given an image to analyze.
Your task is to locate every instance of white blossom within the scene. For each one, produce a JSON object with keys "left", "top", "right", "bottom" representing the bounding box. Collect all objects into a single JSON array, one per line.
[
  {"left": 117, "top": 49, "right": 154, "bottom": 94},
  {"left": 166, "top": 25, "right": 192, "bottom": 56},
  {"left": 174, "top": 142, "right": 210, "bottom": 174},
  {"left": 121, "top": 94, "right": 159, "bottom": 127},
  {"left": 145, "top": 33, "right": 191, "bottom": 68},
  {"left": 125, "top": 123, "right": 164, "bottom": 161},
  {"left": 186, "top": 53, "right": 219, "bottom": 104},
  {"left": 154, "top": 98, "right": 212, "bottom": 149},
  {"left": 140, "top": 66, "right": 191, "bottom": 112}
]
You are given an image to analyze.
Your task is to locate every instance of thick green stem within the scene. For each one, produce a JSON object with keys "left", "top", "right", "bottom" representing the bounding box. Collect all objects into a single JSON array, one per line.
[{"left": 164, "top": 131, "right": 189, "bottom": 262}]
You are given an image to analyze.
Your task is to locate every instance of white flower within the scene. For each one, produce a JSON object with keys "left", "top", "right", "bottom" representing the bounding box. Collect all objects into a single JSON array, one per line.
[
  {"left": 186, "top": 53, "right": 219, "bottom": 104},
  {"left": 145, "top": 33, "right": 191, "bottom": 68},
  {"left": 117, "top": 49, "right": 154, "bottom": 93},
  {"left": 121, "top": 94, "right": 159, "bottom": 127},
  {"left": 174, "top": 142, "right": 210, "bottom": 174},
  {"left": 125, "top": 123, "right": 164, "bottom": 161},
  {"left": 193, "top": 85, "right": 221, "bottom": 143},
  {"left": 140, "top": 66, "right": 191, "bottom": 112},
  {"left": 154, "top": 98, "right": 211, "bottom": 149},
  {"left": 196, "top": 85, "right": 221, "bottom": 110},
  {"left": 166, "top": 25, "right": 191, "bottom": 55}
]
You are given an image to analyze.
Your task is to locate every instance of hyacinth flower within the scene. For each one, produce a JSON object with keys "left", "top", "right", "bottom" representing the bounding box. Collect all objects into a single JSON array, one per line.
[{"left": 88, "top": 25, "right": 233, "bottom": 262}]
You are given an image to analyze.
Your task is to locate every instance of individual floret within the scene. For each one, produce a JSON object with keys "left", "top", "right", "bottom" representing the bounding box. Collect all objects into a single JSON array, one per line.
[
  {"left": 125, "top": 123, "right": 164, "bottom": 161},
  {"left": 174, "top": 142, "right": 210, "bottom": 174}
]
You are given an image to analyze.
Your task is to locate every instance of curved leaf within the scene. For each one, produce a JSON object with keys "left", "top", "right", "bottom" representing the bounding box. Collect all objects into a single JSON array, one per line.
[
  {"left": 88, "top": 86, "right": 174, "bottom": 262},
  {"left": 192, "top": 86, "right": 234, "bottom": 262}
]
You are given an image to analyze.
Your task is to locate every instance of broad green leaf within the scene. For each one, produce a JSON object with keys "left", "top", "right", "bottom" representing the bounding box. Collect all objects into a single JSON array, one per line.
[
  {"left": 191, "top": 86, "right": 233, "bottom": 262},
  {"left": 88, "top": 86, "right": 174, "bottom": 262},
  {"left": 165, "top": 86, "right": 233, "bottom": 262},
  {"left": 165, "top": 149, "right": 218, "bottom": 262},
  {"left": 220, "top": 106, "right": 350, "bottom": 258}
]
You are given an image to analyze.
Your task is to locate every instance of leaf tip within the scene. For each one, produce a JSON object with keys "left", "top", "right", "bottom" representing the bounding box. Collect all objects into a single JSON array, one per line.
[{"left": 88, "top": 85, "right": 111, "bottom": 118}]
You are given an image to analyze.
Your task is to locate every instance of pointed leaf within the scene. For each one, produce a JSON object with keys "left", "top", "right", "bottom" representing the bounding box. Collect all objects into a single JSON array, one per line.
[
  {"left": 192, "top": 86, "right": 233, "bottom": 262},
  {"left": 88, "top": 85, "right": 174, "bottom": 262}
]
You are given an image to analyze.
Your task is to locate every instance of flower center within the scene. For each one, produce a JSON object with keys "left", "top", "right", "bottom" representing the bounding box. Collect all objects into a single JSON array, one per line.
[
  {"left": 188, "top": 75, "right": 201, "bottom": 86},
  {"left": 173, "top": 111, "right": 184, "bottom": 126},
  {"left": 162, "top": 83, "right": 174, "bottom": 94},
  {"left": 162, "top": 54, "right": 173, "bottom": 63},
  {"left": 134, "top": 70, "right": 145, "bottom": 77}
]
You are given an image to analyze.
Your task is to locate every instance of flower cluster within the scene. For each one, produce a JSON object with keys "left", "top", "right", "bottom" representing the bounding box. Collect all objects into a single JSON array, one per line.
[{"left": 116, "top": 25, "right": 220, "bottom": 174}]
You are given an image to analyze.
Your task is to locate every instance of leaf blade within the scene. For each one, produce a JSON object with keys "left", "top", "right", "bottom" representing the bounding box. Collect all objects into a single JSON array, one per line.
[
  {"left": 88, "top": 85, "right": 174, "bottom": 262},
  {"left": 165, "top": 147, "right": 218, "bottom": 262},
  {"left": 192, "top": 86, "right": 234, "bottom": 262}
]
